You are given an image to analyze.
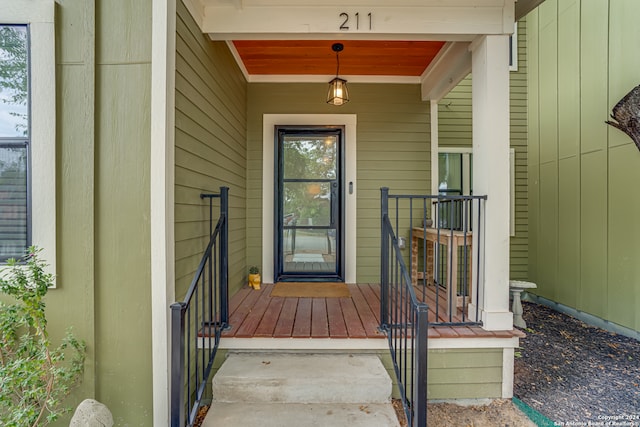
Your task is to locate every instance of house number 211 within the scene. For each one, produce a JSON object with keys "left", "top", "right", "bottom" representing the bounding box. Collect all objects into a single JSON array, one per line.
[{"left": 339, "top": 12, "right": 372, "bottom": 31}]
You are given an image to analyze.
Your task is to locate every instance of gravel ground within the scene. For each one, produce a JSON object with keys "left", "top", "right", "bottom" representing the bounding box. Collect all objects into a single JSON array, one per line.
[{"left": 515, "top": 301, "right": 640, "bottom": 426}]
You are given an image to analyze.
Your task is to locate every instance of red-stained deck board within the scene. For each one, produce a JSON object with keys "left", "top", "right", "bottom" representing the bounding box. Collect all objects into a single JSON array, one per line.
[
  {"left": 349, "top": 284, "right": 382, "bottom": 338},
  {"left": 311, "top": 299, "right": 330, "bottom": 338},
  {"left": 223, "top": 286, "right": 264, "bottom": 336},
  {"left": 273, "top": 298, "right": 298, "bottom": 338},
  {"left": 359, "top": 283, "right": 382, "bottom": 323},
  {"left": 228, "top": 286, "right": 253, "bottom": 313},
  {"left": 292, "top": 298, "right": 313, "bottom": 338},
  {"left": 433, "top": 326, "right": 460, "bottom": 338},
  {"left": 234, "top": 291, "right": 272, "bottom": 337},
  {"left": 452, "top": 326, "right": 479, "bottom": 338},
  {"left": 494, "top": 329, "right": 525, "bottom": 338},
  {"left": 219, "top": 284, "right": 521, "bottom": 340},
  {"left": 339, "top": 297, "right": 367, "bottom": 338},
  {"left": 326, "top": 298, "right": 349, "bottom": 338},
  {"left": 253, "top": 296, "right": 285, "bottom": 337}
]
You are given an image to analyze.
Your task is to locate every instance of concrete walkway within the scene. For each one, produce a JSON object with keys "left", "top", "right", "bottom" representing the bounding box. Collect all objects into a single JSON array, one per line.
[{"left": 203, "top": 353, "right": 400, "bottom": 427}]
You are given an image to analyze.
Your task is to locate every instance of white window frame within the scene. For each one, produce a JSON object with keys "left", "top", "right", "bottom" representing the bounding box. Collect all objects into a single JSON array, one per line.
[
  {"left": 1, "top": 1, "right": 56, "bottom": 279},
  {"left": 509, "top": 22, "right": 518, "bottom": 72}
]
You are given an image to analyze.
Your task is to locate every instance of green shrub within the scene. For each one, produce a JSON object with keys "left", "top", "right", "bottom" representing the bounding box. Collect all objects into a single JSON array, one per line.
[{"left": 0, "top": 247, "right": 86, "bottom": 426}]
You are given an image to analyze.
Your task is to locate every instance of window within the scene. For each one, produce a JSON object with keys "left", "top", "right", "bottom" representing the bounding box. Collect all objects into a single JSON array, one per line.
[
  {"left": 437, "top": 149, "right": 472, "bottom": 230},
  {"left": 0, "top": 1, "right": 56, "bottom": 275},
  {"left": 438, "top": 147, "right": 515, "bottom": 236},
  {"left": 0, "top": 25, "right": 30, "bottom": 261},
  {"left": 509, "top": 22, "right": 518, "bottom": 72}
]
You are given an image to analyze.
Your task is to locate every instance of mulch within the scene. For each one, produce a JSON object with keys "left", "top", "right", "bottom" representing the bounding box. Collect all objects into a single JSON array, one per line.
[
  {"left": 514, "top": 301, "right": 640, "bottom": 425},
  {"left": 194, "top": 405, "right": 209, "bottom": 427}
]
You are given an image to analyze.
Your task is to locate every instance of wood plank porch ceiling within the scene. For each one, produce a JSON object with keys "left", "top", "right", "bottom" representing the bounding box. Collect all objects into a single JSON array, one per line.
[
  {"left": 222, "top": 283, "right": 523, "bottom": 339},
  {"left": 232, "top": 40, "right": 446, "bottom": 76}
]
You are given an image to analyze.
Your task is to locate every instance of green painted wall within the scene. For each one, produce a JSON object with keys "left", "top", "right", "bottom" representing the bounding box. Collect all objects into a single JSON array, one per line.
[
  {"left": 174, "top": 1, "right": 248, "bottom": 299},
  {"left": 40, "top": 0, "right": 154, "bottom": 425},
  {"left": 380, "top": 348, "right": 504, "bottom": 400},
  {"left": 246, "top": 83, "right": 430, "bottom": 282},
  {"left": 438, "top": 21, "right": 529, "bottom": 280},
  {"left": 528, "top": 0, "right": 640, "bottom": 332},
  {"left": 95, "top": 0, "right": 153, "bottom": 424},
  {"left": 46, "top": 0, "right": 97, "bottom": 423}
]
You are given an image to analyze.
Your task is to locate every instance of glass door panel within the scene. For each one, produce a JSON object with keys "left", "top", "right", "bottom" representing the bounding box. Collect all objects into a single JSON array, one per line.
[{"left": 276, "top": 129, "right": 343, "bottom": 281}]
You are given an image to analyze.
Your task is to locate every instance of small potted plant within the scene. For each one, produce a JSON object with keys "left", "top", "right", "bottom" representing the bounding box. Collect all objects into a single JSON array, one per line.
[{"left": 248, "top": 266, "right": 261, "bottom": 290}]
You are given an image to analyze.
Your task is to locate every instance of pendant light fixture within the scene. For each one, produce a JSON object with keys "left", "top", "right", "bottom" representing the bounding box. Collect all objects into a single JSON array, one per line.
[{"left": 327, "top": 43, "right": 349, "bottom": 106}]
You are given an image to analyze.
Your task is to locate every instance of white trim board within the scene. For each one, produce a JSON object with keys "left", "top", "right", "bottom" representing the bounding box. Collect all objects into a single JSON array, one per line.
[
  {"left": 211, "top": 336, "right": 521, "bottom": 351},
  {"left": 150, "top": 0, "right": 177, "bottom": 424},
  {"left": 262, "top": 114, "right": 357, "bottom": 284}
]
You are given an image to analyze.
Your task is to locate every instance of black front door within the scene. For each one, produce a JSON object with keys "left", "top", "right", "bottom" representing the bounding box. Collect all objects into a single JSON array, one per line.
[{"left": 275, "top": 127, "right": 344, "bottom": 282}]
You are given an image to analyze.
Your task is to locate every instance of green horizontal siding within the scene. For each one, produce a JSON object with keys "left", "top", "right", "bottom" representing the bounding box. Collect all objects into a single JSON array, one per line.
[
  {"left": 175, "top": 0, "right": 248, "bottom": 299},
  {"left": 380, "top": 348, "right": 504, "bottom": 400}
]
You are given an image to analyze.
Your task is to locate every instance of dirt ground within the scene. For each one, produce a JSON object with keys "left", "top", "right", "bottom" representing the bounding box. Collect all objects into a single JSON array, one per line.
[
  {"left": 394, "top": 398, "right": 535, "bottom": 427},
  {"left": 196, "top": 399, "right": 535, "bottom": 427}
]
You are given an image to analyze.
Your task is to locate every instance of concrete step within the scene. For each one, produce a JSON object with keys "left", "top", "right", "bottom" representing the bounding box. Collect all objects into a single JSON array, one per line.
[
  {"left": 202, "top": 402, "right": 401, "bottom": 427},
  {"left": 211, "top": 353, "right": 392, "bottom": 404}
]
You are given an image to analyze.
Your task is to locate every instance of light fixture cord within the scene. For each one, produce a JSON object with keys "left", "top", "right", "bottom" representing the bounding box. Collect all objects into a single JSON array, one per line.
[{"left": 335, "top": 51, "right": 340, "bottom": 77}]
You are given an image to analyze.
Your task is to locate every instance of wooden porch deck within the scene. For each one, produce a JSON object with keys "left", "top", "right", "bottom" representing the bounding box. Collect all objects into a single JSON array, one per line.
[{"left": 222, "top": 283, "right": 521, "bottom": 340}]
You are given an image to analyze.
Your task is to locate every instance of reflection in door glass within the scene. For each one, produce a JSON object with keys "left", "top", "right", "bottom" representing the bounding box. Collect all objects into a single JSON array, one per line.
[
  {"left": 283, "top": 181, "right": 331, "bottom": 227},
  {"left": 283, "top": 136, "right": 336, "bottom": 180}
]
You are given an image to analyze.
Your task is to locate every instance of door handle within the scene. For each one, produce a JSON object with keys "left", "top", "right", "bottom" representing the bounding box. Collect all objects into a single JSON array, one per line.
[{"left": 330, "top": 182, "right": 338, "bottom": 226}]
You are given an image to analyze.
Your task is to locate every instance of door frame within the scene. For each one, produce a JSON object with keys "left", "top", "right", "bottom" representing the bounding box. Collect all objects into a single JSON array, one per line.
[{"left": 262, "top": 114, "right": 357, "bottom": 284}]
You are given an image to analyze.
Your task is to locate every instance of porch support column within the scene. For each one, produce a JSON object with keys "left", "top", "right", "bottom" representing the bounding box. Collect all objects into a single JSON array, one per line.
[
  {"left": 151, "top": 0, "right": 176, "bottom": 424},
  {"left": 470, "top": 35, "right": 513, "bottom": 331}
]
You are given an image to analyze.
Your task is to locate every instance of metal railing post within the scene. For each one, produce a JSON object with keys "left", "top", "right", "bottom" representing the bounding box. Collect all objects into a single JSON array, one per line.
[
  {"left": 170, "top": 302, "right": 186, "bottom": 427},
  {"left": 219, "top": 186, "right": 229, "bottom": 325},
  {"left": 413, "top": 304, "right": 429, "bottom": 427},
  {"left": 380, "top": 187, "right": 389, "bottom": 328}
]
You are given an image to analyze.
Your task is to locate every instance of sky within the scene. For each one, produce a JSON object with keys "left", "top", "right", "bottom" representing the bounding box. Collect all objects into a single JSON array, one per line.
[
  {"left": 0, "top": 89, "right": 27, "bottom": 138},
  {"left": 0, "top": 25, "right": 28, "bottom": 139}
]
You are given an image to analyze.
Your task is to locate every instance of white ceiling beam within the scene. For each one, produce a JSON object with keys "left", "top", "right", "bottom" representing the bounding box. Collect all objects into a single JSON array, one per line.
[
  {"left": 204, "top": 0, "right": 509, "bottom": 7},
  {"left": 420, "top": 42, "right": 472, "bottom": 101},
  {"left": 199, "top": 3, "right": 516, "bottom": 39},
  {"left": 213, "top": 33, "right": 477, "bottom": 42}
]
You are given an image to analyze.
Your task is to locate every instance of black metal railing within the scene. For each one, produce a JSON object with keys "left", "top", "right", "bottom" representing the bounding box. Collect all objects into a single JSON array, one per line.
[
  {"left": 380, "top": 188, "right": 429, "bottom": 427},
  {"left": 382, "top": 189, "right": 486, "bottom": 326},
  {"left": 380, "top": 188, "right": 488, "bottom": 426},
  {"left": 170, "top": 187, "right": 229, "bottom": 427}
]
